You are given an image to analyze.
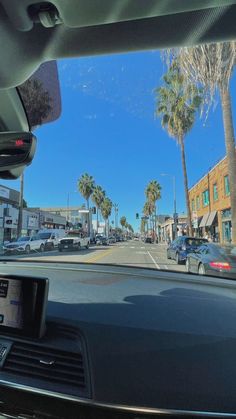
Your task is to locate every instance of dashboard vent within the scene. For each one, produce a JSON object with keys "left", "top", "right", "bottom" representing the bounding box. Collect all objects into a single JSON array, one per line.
[{"left": 3, "top": 342, "right": 86, "bottom": 390}]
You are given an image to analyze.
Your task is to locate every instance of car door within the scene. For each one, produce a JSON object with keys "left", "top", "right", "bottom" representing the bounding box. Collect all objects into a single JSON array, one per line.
[
  {"left": 30, "top": 236, "right": 41, "bottom": 250},
  {"left": 171, "top": 238, "right": 180, "bottom": 258}
]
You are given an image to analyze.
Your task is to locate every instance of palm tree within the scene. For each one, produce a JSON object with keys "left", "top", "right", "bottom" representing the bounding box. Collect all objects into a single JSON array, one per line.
[
  {"left": 101, "top": 197, "right": 113, "bottom": 237},
  {"left": 143, "top": 201, "right": 155, "bottom": 232},
  {"left": 91, "top": 185, "right": 106, "bottom": 233},
  {"left": 155, "top": 61, "right": 202, "bottom": 236},
  {"left": 169, "top": 43, "right": 236, "bottom": 243},
  {"left": 77, "top": 173, "right": 95, "bottom": 209},
  {"left": 77, "top": 173, "right": 95, "bottom": 236},
  {"left": 145, "top": 180, "right": 162, "bottom": 239},
  {"left": 120, "top": 216, "right": 127, "bottom": 230}
]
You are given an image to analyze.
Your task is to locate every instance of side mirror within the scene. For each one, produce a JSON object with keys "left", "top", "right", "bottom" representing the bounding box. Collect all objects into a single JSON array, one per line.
[{"left": 0, "top": 131, "right": 37, "bottom": 179}]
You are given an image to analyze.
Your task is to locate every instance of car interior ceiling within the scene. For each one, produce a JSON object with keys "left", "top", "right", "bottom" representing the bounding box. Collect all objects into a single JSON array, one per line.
[{"left": 0, "top": 1, "right": 235, "bottom": 89}]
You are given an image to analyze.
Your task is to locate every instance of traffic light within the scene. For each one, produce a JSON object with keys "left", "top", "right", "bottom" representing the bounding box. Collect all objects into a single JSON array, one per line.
[{"left": 136, "top": 213, "right": 139, "bottom": 219}]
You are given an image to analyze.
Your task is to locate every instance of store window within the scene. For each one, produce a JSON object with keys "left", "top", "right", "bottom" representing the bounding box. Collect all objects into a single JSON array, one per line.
[
  {"left": 196, "top": 195, "right": 200, "bottom": 210},
  {"left": 224, "top": 175, "right": 230, "bottom": 196},
  {"left": 213, "top": 183, "right": 218, "bottom": 201},
  {"left": 202, "top": 189, "right": 209, "bottom": 207}
]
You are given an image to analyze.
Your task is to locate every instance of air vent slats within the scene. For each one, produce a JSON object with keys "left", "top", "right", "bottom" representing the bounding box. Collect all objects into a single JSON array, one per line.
[{"left": 3, "top": 342, "right": 86, "bottom": 391}]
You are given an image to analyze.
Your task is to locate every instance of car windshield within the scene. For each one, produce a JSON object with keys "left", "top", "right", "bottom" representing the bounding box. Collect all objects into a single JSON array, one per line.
[
  {"left": 186, "top": 239, "right": 208, "bottom": 246},
  {"left": 1, "top": 40, "right": 236, "bottom": 278},
  {"left": 17, "top": 236, "right": 30, "bottom": 242},
  {"left": 37, "top": 233, "right": 51, "bottom": 239}
]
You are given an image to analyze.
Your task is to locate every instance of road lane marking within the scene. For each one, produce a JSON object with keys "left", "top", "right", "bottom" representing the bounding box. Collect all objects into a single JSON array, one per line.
[
  {"left": 84, "top": 247, "right": 116, "bottom": 263},
  {"left": 140, "top": 247, "right": 145, "bottom": 249},
  {"left": 136, "top": 251, "right": 148, "bottom": 255},
  {"left": 147, "top": 251, "right": 160, "bottom": 269}
]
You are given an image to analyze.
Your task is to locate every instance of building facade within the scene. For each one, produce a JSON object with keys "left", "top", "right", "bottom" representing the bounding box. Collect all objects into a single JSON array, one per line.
[
  {"left": 188, "top": 154, "right": 232, "bottom": 242},
  {"left": 159, "top": 214, "right": 188, "bottom": 242}
]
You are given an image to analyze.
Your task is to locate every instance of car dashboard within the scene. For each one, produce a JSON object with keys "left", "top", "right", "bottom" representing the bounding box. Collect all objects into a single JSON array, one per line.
[{"left": 0, "top": 262, "right": 235, "bottom": 418}]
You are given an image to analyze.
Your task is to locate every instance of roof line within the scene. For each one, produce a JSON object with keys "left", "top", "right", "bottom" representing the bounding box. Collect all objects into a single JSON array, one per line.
[{"left": 188, "top": 153, "right": 227, "bottom": 192}]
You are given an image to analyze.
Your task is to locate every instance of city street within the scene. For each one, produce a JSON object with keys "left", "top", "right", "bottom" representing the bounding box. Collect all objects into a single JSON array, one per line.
[{"left": 1, "top": 240, "right": 186, "bottom": 272}]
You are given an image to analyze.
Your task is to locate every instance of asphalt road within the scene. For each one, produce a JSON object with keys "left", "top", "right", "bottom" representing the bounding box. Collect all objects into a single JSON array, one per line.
[{"left": 1, "top": 240, "right": 186, "bottom": 272}]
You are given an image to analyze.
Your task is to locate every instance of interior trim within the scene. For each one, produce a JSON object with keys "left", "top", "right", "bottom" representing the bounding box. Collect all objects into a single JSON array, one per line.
[{"left": 0, "top": 379, "right": 235, "bottom": 417}]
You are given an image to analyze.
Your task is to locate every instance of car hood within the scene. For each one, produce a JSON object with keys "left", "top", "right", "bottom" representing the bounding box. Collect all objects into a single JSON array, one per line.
[{"left": 5, "top": 241, "right": 28, "bottom": 247}]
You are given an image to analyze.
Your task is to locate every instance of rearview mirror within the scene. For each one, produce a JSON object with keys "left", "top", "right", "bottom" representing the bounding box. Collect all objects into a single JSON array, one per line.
[{"left": 0, "top": 131, "right": 36, "bottom": 179}]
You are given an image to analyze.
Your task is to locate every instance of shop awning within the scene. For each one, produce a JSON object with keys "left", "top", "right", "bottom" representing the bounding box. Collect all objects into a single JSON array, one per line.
[
  {"left": 205, "top": 210, "right": 217, "bottom": 227},
  {"left": 199, "top": 213, "right": 210, "bottom": 228}
]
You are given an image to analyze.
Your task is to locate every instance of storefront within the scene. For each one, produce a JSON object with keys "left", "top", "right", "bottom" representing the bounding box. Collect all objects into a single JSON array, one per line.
[{"left": 221, "top": 208, "right": 231, "bottom": 243}]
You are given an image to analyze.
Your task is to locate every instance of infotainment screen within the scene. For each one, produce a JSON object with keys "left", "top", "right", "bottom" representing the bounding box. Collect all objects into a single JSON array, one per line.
[{"left": 0, "top": 275, "right": 48, "bottom": 338}]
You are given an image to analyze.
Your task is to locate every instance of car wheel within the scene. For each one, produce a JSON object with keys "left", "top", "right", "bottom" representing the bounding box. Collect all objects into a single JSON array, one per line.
[
  {"left": 51, "top": 243, "right": 54, "bottom": 251},
  {"left": 58, "top": 248, "right": 62, "bottom": 252},
  {"left": 86, "top": 242, "right": 89, "bottom": 249},
  {"left": 198, "top": 263, "right": 206, "bottom": 275},
  {"left": 186, "top": 258, "right": 190, "bottom": 273},
  {"left": 25, "top": 245, "right": 30, "bottom": 254},
  {"left": 77, "top": 243, "right": 81, "bottom": 251},
  {"left": 40, "top": 244, "right": 45, "bottom": 252},
  {"left": 167, "top": 250, "right": 171, "bottom": 260},
  {"left": 175, "top": 252, "right": 180, "bottom": 264}
]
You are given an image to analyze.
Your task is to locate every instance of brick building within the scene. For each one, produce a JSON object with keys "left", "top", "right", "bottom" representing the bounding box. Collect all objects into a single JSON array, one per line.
[{"left": 188, "top": 154, "right": 232, "bottom": 242}]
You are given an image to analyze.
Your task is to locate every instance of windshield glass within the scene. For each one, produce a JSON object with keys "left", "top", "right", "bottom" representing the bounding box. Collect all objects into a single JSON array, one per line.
[
  {"left": 1, "top": 41, "right": 236, "bottom": 279},
  {"left": 38, "top": 233, "right": 51, "bottom": 239},
  {"left": 17, "top": 236, "right": 30, "bottom": 242}
]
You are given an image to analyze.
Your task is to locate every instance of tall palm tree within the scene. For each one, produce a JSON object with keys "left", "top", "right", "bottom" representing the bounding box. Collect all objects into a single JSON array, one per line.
[
  {"left": 145, "top": 180, "right": 162, "bottom": 239},
  {"left": 155, "top": 61, "right": 202, "bottom": 236},
  {"left": 77, "top": 173, "right": 95, "bottom": 236},
  {"left": 143, "top": 201, "right": 155, "bottom": 232},
  {"left": 120, "top": 216, "right": 127, "bottom": 230},
  {"left": 101, "top": 197, "right": 113, "bottom": 237},
  {"left": 77, "top": 173, "right": 95, "bottom": 209},
  {"left": 91, "top": 185, "right": 106, "bottom": 233},
  {"left": 170, "top": 43, "right": 236, "bottom": 243}
]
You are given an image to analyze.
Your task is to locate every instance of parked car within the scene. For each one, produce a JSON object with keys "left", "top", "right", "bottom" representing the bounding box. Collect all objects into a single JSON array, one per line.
[
  {"left": 186, "top": 243, "right": 236, "bottom": 279},
  {"left": 58, "top": 230, "right": 90, "bottom": 251},
  {"left": 37, "top": 229, "right": 65, "bottom": 250},
  {"left": 108, "top": 236, "right": 116, "bottom": 244},
  {"left": 145, "top": 237, "right": 153, "bottom": 244},
  {"left": 3, "top": 235, "right": 45, "bottom": 254},
  {"left": 96, "top": 235, "right": 109, "bottom": 246},
  {"left": 167, "top": 236, "right": 208, "bottom": 264}
]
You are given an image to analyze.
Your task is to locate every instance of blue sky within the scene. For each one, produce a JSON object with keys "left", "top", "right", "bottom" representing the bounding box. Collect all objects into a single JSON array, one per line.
[{"left": 3, "top": 50, "right": 234, "bottom": 231}]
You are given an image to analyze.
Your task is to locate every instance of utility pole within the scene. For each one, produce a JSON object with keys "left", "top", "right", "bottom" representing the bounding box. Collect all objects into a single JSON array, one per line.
[{"left": 17, "top": 173, "right": 24, "bottom": 238}]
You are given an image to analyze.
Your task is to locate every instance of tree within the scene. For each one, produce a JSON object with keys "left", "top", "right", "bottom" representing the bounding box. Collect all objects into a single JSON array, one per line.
[
  {"left": 101, "top": 197, "right": 113, "bottom": 237},
  {"left": 77, "top": 173, "right": 95, "bottom": 210},
  {"left": 120, "top": 216, "right": 127, "bottom": 230},
  {"left": 145, "top": 180, "right": 162, "bottom": 239},
  {"left": 143, "top": 201, "right": 155, "bottom": 232},
  {"left": 170, "top": 43, "right": 236, "bottom": 243},
  {"left": 155, "top": 61, "right": 202, "bottom": 236},
  {"left": 78, "top": 173, "right": 95, "bottom": 237},
  {"left": 140, "top": 218, "right": 147, "bottom": 234},
  {"left": 91, "top": 185, "right": 106, "bottom": 233}
]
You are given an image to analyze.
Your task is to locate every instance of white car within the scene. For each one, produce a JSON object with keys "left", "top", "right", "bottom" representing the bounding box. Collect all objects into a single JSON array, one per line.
[
  {"left": 3, "top": 235, "right": 46, "bottom": 254},
  {"left": 37, "top": 229, "right": 65, "bottom": 250},
  {"left": 58, "top": 231, "right": 90, "bottom": 251}
]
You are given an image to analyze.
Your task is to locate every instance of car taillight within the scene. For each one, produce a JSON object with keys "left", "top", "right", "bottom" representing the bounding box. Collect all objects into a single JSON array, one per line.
[{"left": 210, "top": 262, "right": 231, "bottom": 270}]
